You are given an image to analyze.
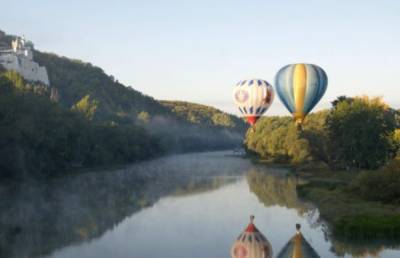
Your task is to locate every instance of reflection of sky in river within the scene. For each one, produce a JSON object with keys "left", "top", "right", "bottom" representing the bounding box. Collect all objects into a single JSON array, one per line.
[
  {"left": 44, "top": 176, "right": 399, "bottom": 258},
  {"left": 37, "top": 151, "right": 400, "bottom": 258}
]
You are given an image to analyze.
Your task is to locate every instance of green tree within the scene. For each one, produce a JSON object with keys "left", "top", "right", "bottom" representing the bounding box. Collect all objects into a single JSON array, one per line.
[
  {"left": 244, "top": 116, "right": 314, "bottom": 164},
  {"left": 326, "top": 96, "right": 397, "bottom": 169},
  {"left": 72, "top": 94, "right": 99, "bottom": 120},
  {"left": 3, "top": 70, "right": 24, "bottom": 89},
  {"left": 393, "top": 129, "right": 400, "bottom": 157},
  {"left": 301, "top": 110, "right": 333, "bottom": 166},
  {"left": 211, "top": 113, "right": 234, "bottom": 127},
  {"left": 137, "top": 111, "right": 150, "bottom": 123}
]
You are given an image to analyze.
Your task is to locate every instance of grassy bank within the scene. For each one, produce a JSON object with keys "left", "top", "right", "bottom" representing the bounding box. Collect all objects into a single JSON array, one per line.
[{"left": 295, "top": 165, "right": 400, "bottom": 240}]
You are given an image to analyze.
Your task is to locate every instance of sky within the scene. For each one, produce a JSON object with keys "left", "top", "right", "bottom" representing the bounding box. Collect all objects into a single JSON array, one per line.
[{"left": 1, "top": 0, "right": 399, "bottom": 115}]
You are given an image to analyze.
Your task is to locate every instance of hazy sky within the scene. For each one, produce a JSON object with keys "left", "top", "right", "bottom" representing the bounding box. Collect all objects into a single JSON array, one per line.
[{"left": 1, "top": 0, "right": 399, "bottom": 115}]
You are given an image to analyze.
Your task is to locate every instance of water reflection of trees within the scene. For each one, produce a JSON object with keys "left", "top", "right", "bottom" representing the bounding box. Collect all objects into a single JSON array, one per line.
[
  {"left": 0, "top": 152, "right": 243, "bottom": 258},
  {"left": 246, "top": 169, "right": 400, "bottom": 257},
  {"left": 330, "top": 237, "right": 400, "bottom": 257},
  {"left": 247, "top": 169, "right": 311, "bottom": 216},
  {"left": 0, "top": 172, "right": 152, "bottom": 258},
  {"left": 173, "top": 176, "right": 238, "bottom": 196}
]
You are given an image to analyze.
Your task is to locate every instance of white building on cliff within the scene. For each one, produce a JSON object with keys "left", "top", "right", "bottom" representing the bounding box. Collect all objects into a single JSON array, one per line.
[{"left": 0, "top": 37, "right": 50, "bottom": 85}]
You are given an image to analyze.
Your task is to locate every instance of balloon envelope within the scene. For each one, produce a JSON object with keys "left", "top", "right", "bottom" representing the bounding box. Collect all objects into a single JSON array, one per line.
[
  {"left": 276, "top": 225, "right": 320, "bottom": 258},
  {"left": 233, "top": 79, "right": 274, "bottom": 126},
  {"left": 231, "top": 216, "right": 273, "bottom": 258},
  {"left": 275, "top": 64, "right": 327, "bottom": 125}
]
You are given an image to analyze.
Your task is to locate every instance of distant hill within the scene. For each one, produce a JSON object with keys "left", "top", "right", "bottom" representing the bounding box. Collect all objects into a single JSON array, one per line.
[{"left": 161, "top": 100, "right": 246, "bottom": 131}]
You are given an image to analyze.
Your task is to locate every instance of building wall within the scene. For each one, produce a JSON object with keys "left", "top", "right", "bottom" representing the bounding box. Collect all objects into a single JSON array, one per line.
[{"left": 0, "top": 52, "right": 50, "bottom": 85}]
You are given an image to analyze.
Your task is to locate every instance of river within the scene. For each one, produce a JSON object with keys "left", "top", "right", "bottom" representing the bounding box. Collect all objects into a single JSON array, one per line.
[{"left": 1, "top": 151, "right": 399, "bottom": 258}]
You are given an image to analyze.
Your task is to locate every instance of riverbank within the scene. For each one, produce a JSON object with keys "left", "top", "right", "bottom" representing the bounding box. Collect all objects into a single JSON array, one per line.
[
  {"left": 294, "top": 164, "right": 400, "bottom": 240},
  {"left": 251, "top": 155, "right": 400, "bottom": 239}
]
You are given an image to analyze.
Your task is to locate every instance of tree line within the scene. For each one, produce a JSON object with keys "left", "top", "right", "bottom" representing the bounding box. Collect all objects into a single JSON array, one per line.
[{"left": 245, "top": 96, "right": 400, "bottom": 170}]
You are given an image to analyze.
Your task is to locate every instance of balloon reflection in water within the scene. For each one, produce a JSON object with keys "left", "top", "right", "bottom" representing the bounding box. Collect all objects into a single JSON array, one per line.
[
  {"left": 277, "top": 224, "right": 321, "bottom": 258},
  {"left": 231, "top": 215, "right": 273, "bottom": 258},
  {"left": 246, "top": 170, "right": 320, "bottom": 228}
]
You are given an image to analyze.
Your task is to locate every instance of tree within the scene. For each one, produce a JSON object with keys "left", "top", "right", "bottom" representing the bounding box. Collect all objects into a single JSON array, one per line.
[
  {"left": 326, "top": 96, "right": 397, "bottom": 169},
  {"left": 137, "top": 111, "right": 150, "bottom": 123},
  {"left": 72, "top": 94, "right": 99, "bottom": 120},
  {"left": 211, "top": 113, "right": 234, "bottom": 127},
  {"left": 393, "top": 129, "right": 400, "bottom": 157},
  {"left": 331, "top": 95, "right": 352, "bottom": 108},
  {"left": 244, "top": 116, "right": 313, "bottom": 164},
  {"left": 3, "top": 70, "right": 24, "bottom": 89},
  {"left": 301, "top": 110, "right": 334, "bottom": 167}
]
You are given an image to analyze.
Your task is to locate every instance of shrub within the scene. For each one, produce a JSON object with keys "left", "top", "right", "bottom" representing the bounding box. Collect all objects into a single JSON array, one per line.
[{"left": 351, "top": 159, "right": 400, "bottom": 204}]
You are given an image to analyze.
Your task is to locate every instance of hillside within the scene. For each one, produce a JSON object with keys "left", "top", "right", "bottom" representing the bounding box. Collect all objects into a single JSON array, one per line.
[
  {"left": 0, "top": 30, "right": 244, "bottom": 130},
  {"left": 0, "top": 30, "right": 245, "bottom": 126},
  {"left": 32, "top": 51, "right": 246, "bottom": 134},
  {"left": 33, "top": 51, "right": 172, "bottom": 122},
  {"left": 0, "top": 71, "right": 164, "bottom": 179},
  {"left": 0, "top": 29, "right": 246, "bottom": 178},
  {"left": 32, "top": 50, "right": 246, "bottom": 151}
]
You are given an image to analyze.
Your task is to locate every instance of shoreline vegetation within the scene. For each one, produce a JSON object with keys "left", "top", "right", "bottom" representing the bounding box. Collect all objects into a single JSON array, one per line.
[
  {"left": 246, "top": 96, "right": 400, "bottom": 241},
  {"left": 251, "top": 156, "right": 400, "bottom": 246},
  {"left": 295, "top": 161, "right": 400, "bottom": 240}
]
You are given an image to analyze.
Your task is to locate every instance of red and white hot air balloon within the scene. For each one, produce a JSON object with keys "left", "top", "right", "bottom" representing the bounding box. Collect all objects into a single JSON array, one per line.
[
  {"left": 233, "top": 79, "right": 274, "bottom": 126},
  {"left": 231, "top": 215, "right": 273, "bottom": 258}
]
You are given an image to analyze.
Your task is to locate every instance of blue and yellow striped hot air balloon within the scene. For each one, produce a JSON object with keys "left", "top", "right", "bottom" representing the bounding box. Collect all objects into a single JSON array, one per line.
[{"left": 275, "top": 64, "right": 328, "bottom": 127}]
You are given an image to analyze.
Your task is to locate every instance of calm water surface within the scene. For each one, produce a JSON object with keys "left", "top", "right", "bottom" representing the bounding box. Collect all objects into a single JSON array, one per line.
[{"left": 1, "top": 151, "right": 399, "bottom": 258}]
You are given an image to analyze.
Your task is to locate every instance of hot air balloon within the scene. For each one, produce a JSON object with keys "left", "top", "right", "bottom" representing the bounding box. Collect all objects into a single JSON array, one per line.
[
  {"left": 231, "top": 215, "right": 273, "bottom": 258},
  {"left": 233, "top": 79, "right": 274, "bottom": 126},
  {"left": 276, "top": 224, "right": 320, "bottom": 258},
  {"left": 275, "top": 64, "right": 327, "bottom": 128}
]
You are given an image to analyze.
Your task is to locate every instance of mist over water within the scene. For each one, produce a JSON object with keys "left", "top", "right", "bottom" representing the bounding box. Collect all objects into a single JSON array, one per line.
[
  {"left": 140, "top": 115, "right": 245, "bottom": 153},
  {"left": 1, "top": 151, "right": 399, "bottom": 258}
]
